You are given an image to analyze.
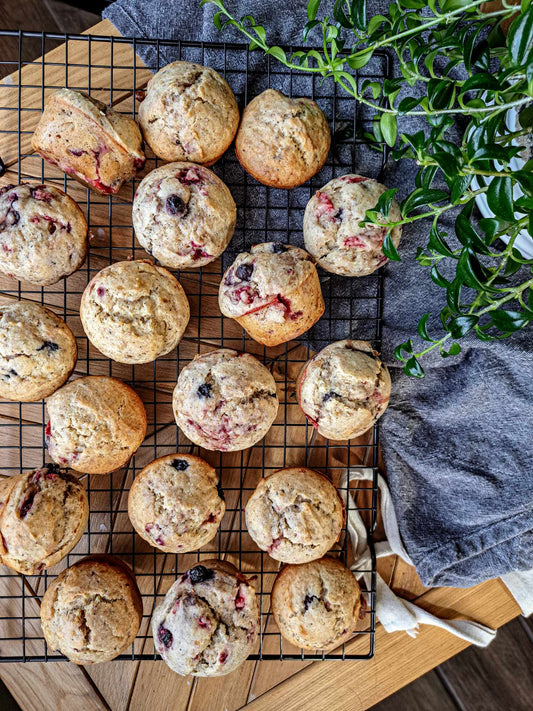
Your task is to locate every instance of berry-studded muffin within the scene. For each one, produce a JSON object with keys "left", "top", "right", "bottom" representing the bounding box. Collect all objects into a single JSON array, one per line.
[
  {"left": 138, "top": 61, "right": 239, "bottom": 165},
  {"left": 152, "top": 559, "right": 259, "bottom": 676},
  {"left": 32, "top": 89, "right": 145, "bottom": 195},
  {"left": 0, "top": 301, "right": 77, "bottom": 402},
  {"left": 132, "top": 163, "right": 236, "bottom": 269},
  {"left": 40, "top": 555, "right": 143, "bottom": 664},
  {"left": 46, "top": 376, "right": 147, "bottom": 474},
  {"left": 297, "top": 340, "right": 390, "bottom": 440},
  {"left": 80, "top": 260, "right": 190, "bottom": 364},
  {"left": 0, "top": 465, "right": 88, "bottom": 575},
  {"left": 245, "top": 467, "right": 344, "bottom": 563},
  {"left": 0, "top": 183, "right": 88, "bottom": 285},
  {"left": 128, "top": 454, "right": 225, "bottom": 553},
  {"left": 219, "top": 242, "right": 324, "bottom": 346},
  {"left": 271, "top": 557, "right": 363, "bottom": 651},
  {"left": 235, "top": 89, "right": 331, "bottom": 189},
  {"left": 173, "top": 349, "right": 279, "bottom": 452},
  {"left": 303, "top": 174, "right": 402, "bottom": 276}
]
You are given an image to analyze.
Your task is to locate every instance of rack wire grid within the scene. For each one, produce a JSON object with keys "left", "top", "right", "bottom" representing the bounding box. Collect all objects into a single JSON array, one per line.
[{"left": 0, "top": 29, "right": 391, "bottom": 662}]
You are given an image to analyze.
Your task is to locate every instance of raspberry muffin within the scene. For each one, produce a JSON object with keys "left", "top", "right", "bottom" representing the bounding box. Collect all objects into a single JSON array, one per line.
[
  {"left": 80, "top": 260, "right": 190, "bottom": 364},
  {"left": 132, "top": 163, "right": 236, "bottom": 269},
  {"left": 245, "top": 467, "right": 344, "bottom": 563},
  {"left": 138, "top": 61, "right": 239, "bottom": 165},
  {"left": 0, "top": 301, "right": 77, "bottom": 402},
  {"left": 235, "top": 89, "right": 330, "bottom": 188},
  {"left": 0, "top": 183, "right": 88, "bottom": 285},
  {"left": 218, "top": 242, "right": 324, "bottom": 346},
  {"left": 152, "top": 559, "right": 259, "bottom": 676},
  {"left": 40, "top": 556, "right": 143, "bottom": 664},
  {"left": 46, "top": 375, "right": 147, "bottom": 474},
  {"left": 0, "top": 465, "right": 88, "bottom": 575},
  {"left": 297, "top": 340, "right": 390, "bottom": 440},
  {"left": 303, "top": 175, "right": 402, "bottom": 276},
  {"left": 128, "top": 454, "right": 225, "bottom": 553},
  {"left": 32, "top": 89, "right": 145, "bottom": 195},
  {"left": 173, "top": 349, "right": 279, "bottom": 452},
  {"left": 271, "top": 557, "right": 363, "bottom": 651}
]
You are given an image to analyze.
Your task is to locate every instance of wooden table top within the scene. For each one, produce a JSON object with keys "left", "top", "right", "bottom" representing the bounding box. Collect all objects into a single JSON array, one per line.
[{"left": 0, "top": 19, "right": 521, "bottom": 711}]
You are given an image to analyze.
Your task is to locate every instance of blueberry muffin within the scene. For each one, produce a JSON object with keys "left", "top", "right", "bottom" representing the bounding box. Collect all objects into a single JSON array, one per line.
[
  {"left": 132, "top": 163, "right": 236, "bottom": 269},
  {"left": 138, "top": 61, "right": 239, "bottom": 165},
  {"left": 0, "top": 301, "right": 77, "bottom": 402},
  {"left": 297, "top": 340, "right": 390, "bottom": 440},
  {"left": 40, "top": 555, "right": 143, "bottom": 664},
  {"left": 219, "top": 242, "right": 324, "bottom": 346},
  {"left": 0, "top": 465, "right": 88, "bottom": 575},
  {"left": 32, "top": 89, "right": 145, "bottom": 195},
  {"left": 80, "top": 260, "right": 190, "bottom": 364},
  {"left": 152, "top": 559, "right": 259, "bottom": 676},
  {"left": 303, "top": 175, "right": 402, "bottom": 276},
  {"left": 0, "top": 183, "right": 88, "bottom": 285},
  {"left": 46, "top": 375, "right": 147, "bottom": 474},
  {"left": 235, "top": 89, "right": 331, "bottom": 189},
  {"left": 245, "top": 467, "right": 344, "bottom": 563},
  {"left": 173, "top": 349, "right": 279, "bottom": 452},
  {"left": 271, "top": 557, "right": 363, "bottom": 651},
  {"left": 128, "top": 454, "right": 225, "bottom": 553}
]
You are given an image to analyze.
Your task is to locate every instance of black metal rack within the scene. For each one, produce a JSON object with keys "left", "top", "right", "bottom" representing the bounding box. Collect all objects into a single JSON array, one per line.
[{"left": 0, "top": 30, "right": 390, "bottom": 662}]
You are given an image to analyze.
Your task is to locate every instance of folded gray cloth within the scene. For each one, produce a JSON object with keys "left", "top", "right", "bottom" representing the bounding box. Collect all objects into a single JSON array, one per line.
[{"left": 103, "top": 0, "right": 533, "bottom": 587}]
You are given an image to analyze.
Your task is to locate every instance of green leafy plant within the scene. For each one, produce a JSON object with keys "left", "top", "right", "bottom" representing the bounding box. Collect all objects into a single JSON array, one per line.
[{"left": 201, "top": 0, "right": 533, "bottom": 377}]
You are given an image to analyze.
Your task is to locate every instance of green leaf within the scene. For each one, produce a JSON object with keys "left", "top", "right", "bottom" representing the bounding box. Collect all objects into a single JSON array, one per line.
[
  {"left": 213, "top": 11, "right": 224, "bottom": 30},
  {"left": 486, "top": 176, "right": 515, "bottom": 222},
  {"left": 428, "top": 221, "right": 455, "bottom": 258},
  {"left": 519, "top": 104, "right": 533, "bottom": 129},
  {"left": 447, "top": 315, "right": 478, "bottom": 338},
  {"left": 489, "top": 309, "right": 531, "bottom": 332},
  {"left": 367, "top": 14, "right": 387, "bottom": 35},
  {"left": 403, "top": 356, "right": 425, "bottom": 378},
  {"left": 402, "top": 188, "right": 448, "bottom": 215},
  {"left": 450, "top": 174, "right": 472, "bottom": 204},
  {"left": 373, "top": 188, "right": 398, "bottom": 218},
  {"left": 446, "top": 278, "right": 463, "bottom": 312},
  {"left": 266, "top": 46, "right": 287, "bottom": 63},
  {"left": 460, "top": 73, "right": 501, "bottom": 94},
  {"left": 507, "top": 5, "right": 533, "bottom": 65},
  {"left": 307, "top": 0, "right": 322, "bottom": 21},
  {"left": 380, "top": 113, "right": 397, "bottom": 147},
  {"left": 346, "top": 48, "right": 374, "bottom": 69},
  {"left": 350, "top": 0, "right": 367, "bottom": 31},
  {"left": 432, "top": 150, "right": 458, "bottom": 178},
  {"left": 397, "top": 96, "right": 421, "bottom": 114},
  {"left": 417, "top": 313, "right": 434, "bottom": 342},
  {"left": 455, "top": 213, "right": 492, "bottom": 255},
  {"left": 457, "top": 250, "right": 488, "bottom": 290},
  {"left": 430, "top": 264, "right": 451, "bottom": 288},
  {"left": 394, "top": 340, "right": 413, "bottom": 361},
  {"left": 515, "top": 170, "right": 533, "bottom": 196},
  {"left": 382, "top": 230, "right": 401, "bottom": 261}
]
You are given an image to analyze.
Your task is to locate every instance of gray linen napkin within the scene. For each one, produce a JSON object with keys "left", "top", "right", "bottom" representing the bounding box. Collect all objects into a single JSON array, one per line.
[{"left": 103, "top": 0, "right": 533, "bottom": 587}]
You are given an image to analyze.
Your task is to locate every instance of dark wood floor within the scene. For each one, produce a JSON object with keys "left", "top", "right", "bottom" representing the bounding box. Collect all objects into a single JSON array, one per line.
[{"left": 0, "top": 2, "right": 532, "bottom": 709}]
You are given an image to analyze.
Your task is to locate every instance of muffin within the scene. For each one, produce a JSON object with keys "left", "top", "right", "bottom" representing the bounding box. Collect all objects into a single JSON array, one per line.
[
  {"left": 80, "top": 260, "right": 190, "bottom": 364},
  {"left": 219, "top": 242, "right": 324, "bottom": 346},
  {"left": 40, "top": 555, "right": 143, "bottom": 664},
  {"left": 0, "top": 183, "right": 88, "bottom": 285},
  {"left": 132, "top": 162, "right": 236, "bottom": 269},
  {"left": 303, "top": 174, "right": 402, "bottom": 276},
  {"left": 152, "top": 559, "right": 259, "bottom": 676},
  {"left": 245, "top": 467, "right": 344, "bottom": 563},
  {"left": 0, "top": 465, "right": 88, "bottom": 575},
  {"left": 46, "top": 375, "right": 147, "bottom": 474},
  {"left": 235, "top": 89, "right": 330, "bottom": 189},
  {"left": 297, "top": 340, "right": 390, "bottom": 440},
  {"left": 128, "top": 454, "right": 225, "bottom": 553},
  {"left": 0, "top": 301, "right": 77, "bottom": 402},
  {"left": 32, "top": 89, "right": 145, "bottom": 195},
  {"left": 271, "top": 557, "right": 362, "bottom": 651},
  {"left": 138, "top": 61, "right": 239, "bottom": 165},
  {"left": 173, "top": 349, "right": 279, "bottom": 451}
]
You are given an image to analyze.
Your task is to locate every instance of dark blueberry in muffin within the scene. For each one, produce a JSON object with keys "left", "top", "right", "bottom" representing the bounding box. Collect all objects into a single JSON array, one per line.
[
  {"left": 189, "top": 565, "right": 214, "bottom": 584},
  {"left": 323, "top": 391, "right": 341, "bottom": 403},
  {"left": 37, "top": 341, "right": 59, "bottom": 353},
  {"left": 304, "top": 593, "right": 319, "bottom": 611},
  {"left": 197, "top": 382, "right": 213, "bottom": 398},
  {"left": 0, "top": 158, "right": 5, "bottom": 178},
  {"left": 165, "top": 194, "right": 188, "bottom": 217},
  {"left": 171, "top": 458, "right": 189, "bottom": 471},
  {"left": 271, "top": 242, "right": 287, "bottom": 254},
  {"left": 158, "top": 624, "right": 173, "bottom": 649},
  {"left": 235, "top": 263, "right": 254, "bottom": 282}
]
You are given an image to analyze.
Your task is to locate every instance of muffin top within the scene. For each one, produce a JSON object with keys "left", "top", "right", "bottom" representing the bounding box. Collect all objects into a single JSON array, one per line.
[
  {"left": 298, "top": 340, "right": 391, "bottom": 440},
  {"left": 245, "top": 467, "right": 344, "bottom": 563},
  {"left": 128, "top": 454, "right": 225, "bottom": 553},
  {"left": 80, "top": 260, "right": 190, "bottom": 364},
  {"left": 138, "top": 61, "right": 239, "bottom": 164},
  {"left": 0, "top": 465, "right": 88, "bottom": 575},
  {"left": 0, "top": 183, "right": 88, "bottom": 286},
  {"left": 235, "top": 89, "right": 331, "bottom": 188},
  {"left": 303, "top": 175, "right": 402, "bottom": 276},
  {"left": 0, "top": 300, "right": 77, "bottom": 402}
]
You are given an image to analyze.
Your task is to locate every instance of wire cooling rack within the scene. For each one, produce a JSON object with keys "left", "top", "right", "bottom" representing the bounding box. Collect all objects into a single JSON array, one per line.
[{"left": 0, "top": 30, "right": 391, "bottom": 662}]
